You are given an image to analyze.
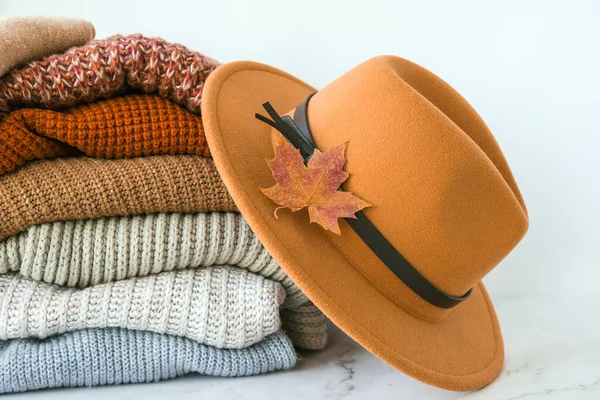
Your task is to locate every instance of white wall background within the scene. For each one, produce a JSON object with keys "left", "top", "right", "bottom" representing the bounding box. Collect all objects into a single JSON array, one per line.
[{"left": 1, "top": 0, "right": 598, "bottom": 298}]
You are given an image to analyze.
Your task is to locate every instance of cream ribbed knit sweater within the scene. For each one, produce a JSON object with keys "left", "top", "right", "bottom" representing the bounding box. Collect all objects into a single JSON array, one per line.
[
  {"left": 0, "top": 212, "right": 327, "bottom": 350},
  {"left": 0, "top": 213, "right": 301, "bottom": 303},
  {"left": 0, "top": 266, "right": 284, "bottom": 349}
]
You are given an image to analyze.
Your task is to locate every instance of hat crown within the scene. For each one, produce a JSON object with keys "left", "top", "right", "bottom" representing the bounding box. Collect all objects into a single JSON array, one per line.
[{"left": 303, "top": 56, "right": 528, "bottom": 307}]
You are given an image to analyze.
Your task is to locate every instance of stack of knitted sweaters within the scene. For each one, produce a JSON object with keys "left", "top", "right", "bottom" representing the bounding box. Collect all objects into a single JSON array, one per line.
[{"left": 0, "top": 17, "right": 327, "bottom": 394}]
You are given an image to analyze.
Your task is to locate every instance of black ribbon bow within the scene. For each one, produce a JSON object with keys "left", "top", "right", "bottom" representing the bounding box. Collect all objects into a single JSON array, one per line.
[{"left": 255, "top": 101, "right": 316, "bottom": 162}]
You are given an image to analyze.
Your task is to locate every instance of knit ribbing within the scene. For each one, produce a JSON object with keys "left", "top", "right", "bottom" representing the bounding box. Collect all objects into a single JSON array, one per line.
[
  {"left": 0, "top": 156, "right": 237, "bottom": 242},
  {"left": 0, "top": 267, "right": 284, "bottom": 348},
  {"left": 0, "top": 16, "right": 95, "bottom": 78},
  {"left": 0, "top": 329, "right": 296, "bottom": 393},
  {"left": 0, "top": 95, "right": 210, "bottom": 175},
  {"left": 0, "top": 213, "right": 302, "bottom": 305},
  {"left": 0, "top": 34, "right": 218, "bottom": 120},
  {"left": 0, "top": 212, "right": 328, "bottom": 350}
]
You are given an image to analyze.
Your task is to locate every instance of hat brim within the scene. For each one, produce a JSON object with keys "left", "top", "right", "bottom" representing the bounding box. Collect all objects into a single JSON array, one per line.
[{"left": 201, "top": 61, "right": 504, "bottom": 391}]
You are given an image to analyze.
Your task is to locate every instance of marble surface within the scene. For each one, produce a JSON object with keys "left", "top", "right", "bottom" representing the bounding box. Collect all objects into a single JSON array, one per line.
[{"left": 3, "top": 294, "right": 598, "bottom": 399}]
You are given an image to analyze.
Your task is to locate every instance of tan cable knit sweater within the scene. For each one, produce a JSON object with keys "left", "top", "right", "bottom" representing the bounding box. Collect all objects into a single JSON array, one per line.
[
  {"left": 0, "top": 155, "right": 237, "bottom": 242},
  {"left": 0, "top": 266, "right": 284, "bottom": 349}
]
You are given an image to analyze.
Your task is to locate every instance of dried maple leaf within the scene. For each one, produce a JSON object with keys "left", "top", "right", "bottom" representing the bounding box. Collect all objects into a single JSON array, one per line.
[{"left": 261, "top": 139, "right": 372, "bottom": 235}]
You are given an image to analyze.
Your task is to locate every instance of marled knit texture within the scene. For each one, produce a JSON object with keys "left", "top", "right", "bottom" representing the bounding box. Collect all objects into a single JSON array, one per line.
[
  {"left": 0, "top": 329, "right": 296, "bottom": 393},
  {"left": 0, "top": 34, "right": 219, "bottom": 120},
  {"left": 0, "top": 155, "right": 237, "bottom": 242},
  {"left": 0, "top": 213, "right": 328, "bottom": 350},
  {"left": 281, "top": 303, "right": 328, "bottom": 350},
  {"left": 0, "top": 16, "right": 95, "bottom": 78},
  {"left": 0, "top": 94, "right": 210, "bottom": 175},
  {"left": 0, "top": 266, "right": 284, "bottom": 348}
]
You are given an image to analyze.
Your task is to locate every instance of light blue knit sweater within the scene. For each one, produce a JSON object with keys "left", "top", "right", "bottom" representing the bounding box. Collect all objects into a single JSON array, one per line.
[{"left": 0, "top": 328, "right": 296, "bottom": 394}]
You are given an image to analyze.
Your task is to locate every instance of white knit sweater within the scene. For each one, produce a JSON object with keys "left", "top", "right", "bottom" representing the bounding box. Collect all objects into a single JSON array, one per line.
[
  {"left": 0, "top": 213, "right": 327, "bottom": 349},
  {"left": 0, "top": 266, "right": 284, "bottom": 349}
]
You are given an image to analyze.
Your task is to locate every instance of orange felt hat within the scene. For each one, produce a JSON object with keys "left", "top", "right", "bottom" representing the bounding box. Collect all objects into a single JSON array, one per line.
[{"left": 201, "top": 55, "right": 529, "bottom": 391}]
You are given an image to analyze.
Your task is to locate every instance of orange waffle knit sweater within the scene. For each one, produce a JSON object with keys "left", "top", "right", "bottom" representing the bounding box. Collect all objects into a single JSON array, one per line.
[{"left": 0, "top": 94, "right": 210, "bottom": 175}]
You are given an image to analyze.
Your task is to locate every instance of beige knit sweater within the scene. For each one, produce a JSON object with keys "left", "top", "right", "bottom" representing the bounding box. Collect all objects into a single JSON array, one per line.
[
  {"left": 0, "top": 266, "right": 284, "bottom": 349},
  {"left": 0, "top": 213, "right": 327, "bottom": 350},
  {"left": 0, "top": 16, "right": 95, "bottom": 78}
]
